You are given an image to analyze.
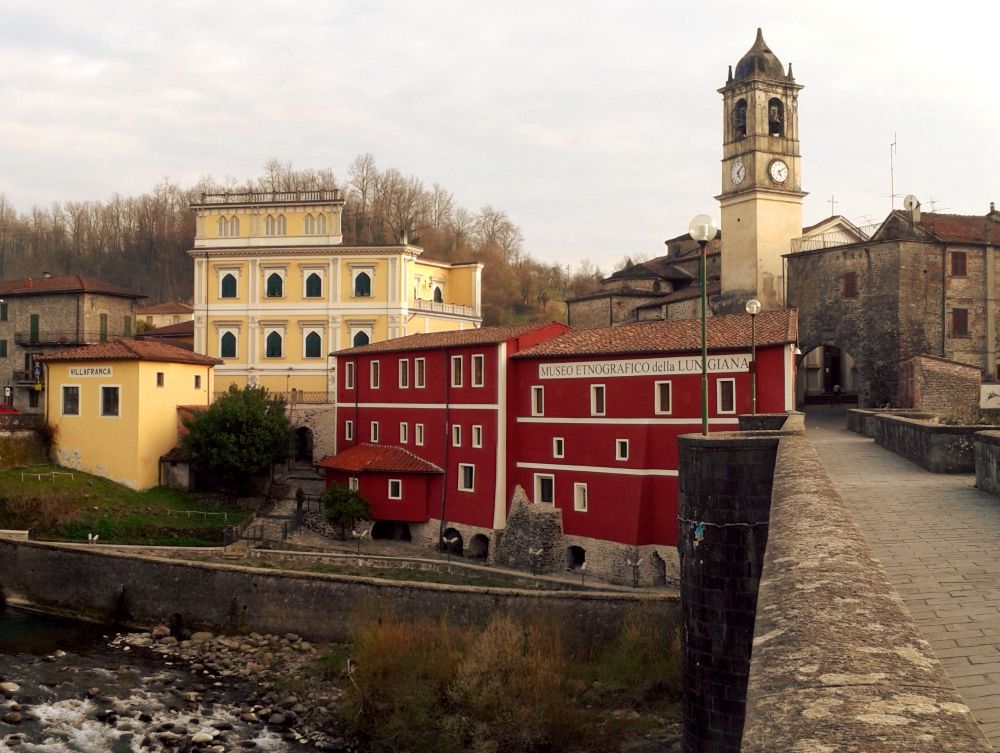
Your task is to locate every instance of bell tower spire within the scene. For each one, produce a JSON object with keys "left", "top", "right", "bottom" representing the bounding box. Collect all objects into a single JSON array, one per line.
[{"left": 716, "top": 29, "right": 806, "bottom": 311}]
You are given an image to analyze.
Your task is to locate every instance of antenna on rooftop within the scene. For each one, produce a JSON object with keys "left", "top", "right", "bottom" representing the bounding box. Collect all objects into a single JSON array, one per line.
[
  {"left": 903, "top": 195, "right": 919, "bottom": 212},
  {"left": 890, "top": 133, "right": 899, "bottom": 212}
]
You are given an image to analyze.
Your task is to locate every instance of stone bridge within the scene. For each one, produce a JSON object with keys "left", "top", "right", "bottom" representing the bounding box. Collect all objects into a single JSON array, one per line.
[{"left": 678, "top": 406, "right": 999, "bottom": 752}]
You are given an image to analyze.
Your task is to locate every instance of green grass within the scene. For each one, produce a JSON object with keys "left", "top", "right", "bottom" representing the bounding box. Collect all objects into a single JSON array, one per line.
[{"left": 0, "top": 463, "right": 249, "bottom": 545}]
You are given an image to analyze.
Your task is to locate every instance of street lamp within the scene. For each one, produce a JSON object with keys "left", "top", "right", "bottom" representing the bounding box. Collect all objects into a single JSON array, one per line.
[
  {"left": 688, "top": 214, "right": 718, "bottom": 436},
  {"left": 745, "top": 298, "right": 761, "bottom": 415}
]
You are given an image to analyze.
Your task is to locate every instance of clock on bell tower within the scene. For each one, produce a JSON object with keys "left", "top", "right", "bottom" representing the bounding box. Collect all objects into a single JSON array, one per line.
[{"left": 717, "top": 28, "right": 806, "bottom": 311}]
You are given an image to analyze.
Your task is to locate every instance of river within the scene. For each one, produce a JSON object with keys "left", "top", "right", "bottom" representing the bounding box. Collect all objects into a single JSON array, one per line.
[{"left": 0, "top": 606, "right": 314, "bottom": 752}]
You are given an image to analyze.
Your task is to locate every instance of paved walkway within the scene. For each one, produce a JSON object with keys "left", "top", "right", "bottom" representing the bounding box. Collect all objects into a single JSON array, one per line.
[{"left": 807, "top": 407, "right": 1000, "bottom": 749}]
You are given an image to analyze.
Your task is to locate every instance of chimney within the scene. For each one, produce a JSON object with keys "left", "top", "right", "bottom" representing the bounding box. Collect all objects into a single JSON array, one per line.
[
  {"left": 400, "top": 229, "right": 408, "bottom": 245},
  {"left": 26, "top": 277, "right": 32, "bottom": 289},
  {"left": 911, "top": 202, "right": 921, "bottom": 223}
]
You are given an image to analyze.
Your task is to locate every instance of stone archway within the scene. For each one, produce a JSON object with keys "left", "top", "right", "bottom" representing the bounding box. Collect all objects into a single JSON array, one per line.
[
  {"left": 468, "top": 534, "right": 489, "bottom": 560},
  {"left": 371, "top": 521, "right": 412, "bottom": 541},
  {"left": 796, "top": 345, "right": 859, "bottom": 407},
  {"left": 442, "top": 527, "right": 464, "bottom": 556},
  {"left": 566, "top": 545, "right": 586, "bottom": 570},
  {"left": 294, "top": 426, "right": 314, "bottom": 462}
]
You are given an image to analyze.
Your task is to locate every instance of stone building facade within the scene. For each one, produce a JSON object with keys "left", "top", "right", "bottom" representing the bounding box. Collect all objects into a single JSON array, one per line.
[
  {"left": 899, "top": 355, "right": 982, "bottom": 424},
  {"left": 0, "top": 275, "right": 145, "bottom": 413},
  {"left": 787, "top": 205, "right": 1000, "bottom": 407}
]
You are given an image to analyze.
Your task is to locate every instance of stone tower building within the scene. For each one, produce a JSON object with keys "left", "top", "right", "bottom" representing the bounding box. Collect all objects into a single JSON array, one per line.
[{"left": 717, "top": 28, "right": 806, "bottom": 312}]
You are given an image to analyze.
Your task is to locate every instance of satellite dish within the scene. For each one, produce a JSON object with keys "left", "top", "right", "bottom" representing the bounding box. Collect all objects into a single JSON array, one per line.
[{"left": 903, "top": 195, "right": 919, "bottom": 211}]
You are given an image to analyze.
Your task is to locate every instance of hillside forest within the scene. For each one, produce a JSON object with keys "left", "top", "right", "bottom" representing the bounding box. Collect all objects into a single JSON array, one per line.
[{"left": 0, "top": 158, "right": 607, "bottom": 325}]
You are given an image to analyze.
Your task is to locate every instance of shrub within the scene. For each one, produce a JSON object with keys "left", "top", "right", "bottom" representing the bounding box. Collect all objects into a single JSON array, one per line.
[{"left": 322, "top": 485, "right": 370, "bottom": 540}]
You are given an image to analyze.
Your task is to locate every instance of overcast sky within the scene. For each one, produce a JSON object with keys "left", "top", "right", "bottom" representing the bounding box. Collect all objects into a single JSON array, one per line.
[{"left": 1, "top": 1, "right": 997, "bottom": 273}]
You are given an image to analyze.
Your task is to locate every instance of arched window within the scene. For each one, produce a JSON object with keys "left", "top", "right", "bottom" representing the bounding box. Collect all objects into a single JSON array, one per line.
[
  {"left": 220, "top": 331, "right": 237, "bottom": 358},
  {"left": 433, "top": 286, "right": 443, "bottom": 303},
  {"left": 354, "top": 271, "right": 371, "bottom": 297},
  {"left": 266, "top": 273, "right": 283, "bottom": 298},
  {"left": 768, "top": 98, "right": 784, "bottom": 137},
  {"left": 276, "top": 215, "right": 287, "bottom": 235},
  {"left": 230, "top": 216, "right": 239, "bottom": 236},
  {"left": 220, "top": 273, "right": 237, "bottom": 298},
  {"left": 317, "top": 214, "right": 326, "bottom": 234},
  {"left": 304, "top": 214, "right": 315, "bottom": 234},
  {"left": 304, "top": 331, "right": 322, "bottom": 358},
  {"left": 217, "top": 217, "right": 226, "bottom": 236},
  {"left": 265, "top": 215, "right": 275, "bottom": 235},
  {"left": 305, "top": 272, "right": 322, "bottom": 298},
  {"left": 266, "top": 331, "right": 283, "bottom": 358},
  {"left": 353, "top": 331, "right": 370, "bottom": 347},
  {"left": 733, "top": 99, "right": 747, "bottom": 140}
]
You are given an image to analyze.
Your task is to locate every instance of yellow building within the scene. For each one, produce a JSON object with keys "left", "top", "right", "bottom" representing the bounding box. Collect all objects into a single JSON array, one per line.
[
  {"left": 39, "top": 340, "right": 221, "bottom": 491},
  {"left": 187, "top": 190, "right": 483, "bottom": 401}
]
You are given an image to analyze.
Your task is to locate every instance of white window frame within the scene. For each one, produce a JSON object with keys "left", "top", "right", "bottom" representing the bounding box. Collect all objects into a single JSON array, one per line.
[
  {"left": 451, "top": 355, "right": 463, "bottom": 387},
  {"left": 302, "top": 267, "right": 325, "bottom": 298},
  {"left": 573, "top": 482, "right": 588, "bottom": 512},
  {"left": 344, "top": 362, "right": 355, "bottom": 390},
  {"left": 458, "top": 463, "right": 475, "bottom": 492},
  {"left": 217, "top": 268, "right": 240, "bottom": 299},
  {"left": 415, "top": 423, "right": 425, "bottom": 446},
  {"left": 654, "top": 380, "right": 672, "bottom": 415},
  {"left": 370, "top": 421, "right": 379, "bottom": 443},
  {"left": 350, "top": 266, "right": 375, "bottom": 298},
  {"left": 553, "top": 437, "right": 565, "bottom": 459},
  {"left": 590, "top": 384, "right": 606, "bottom": 416},
  {"left": 472, "top": 353, "right": 485, "bottom": 387},
  {"left": 263, "top": 327, "right": 285, "bottom": 359},
  {"left": 398, "top": 359, "right": 410, "bottom": 389},
  {"left": 61, "top": 384, "right": 81, "bottom": 416},
  {"left": 415, "top": 357, "right": 426, "bottom": 388},
  {"left": 531, "top": 386, "right": 544, "bottom": 416},
  {"left": 345, "top": 419, "right": 354, "bottom": 441},
  {"left": 370, "top": 360, "right": 380, "bottom": 389},
  {"left": 388, "top": 479, "right": 402, "bottom": 500},
  {"left": 100, "top": 385, "right": 121, "bottom": 418},
  {"left": 302, "top": 329, "right": 323, "bottom": 359},
  {"left": 717, "top": 378, "right": 737, "bottom": 415},
  {"left": 616, "top": 439, "right": 629, "bottom": 461},
  {"left": 472, "top": 425, "right": 483, "bottom": 448},
  {"left": 534, "top": 473, "right": 555, "bottom": 505},
  {"left": 349, "top": 326, "right": 373, "bottom": 348},
  {"left": 400, "top": 422, "right": 409, "bottom": 444},
  {"left": 452, "top": 424, "right": 462, "bottom": 447},
  {"left": 263, "top": 268, "right": 286, "bottom": 299},
  {"left": 348, "top": 477, "right": 359, "bottom": 492},
  {"left": 218, "top": 328, "right": 239, "bottom": 359}
]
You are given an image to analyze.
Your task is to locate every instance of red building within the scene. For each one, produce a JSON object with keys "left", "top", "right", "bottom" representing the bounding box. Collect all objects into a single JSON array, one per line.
[{"left": 321, "top": 312, "right": 797, "bottom": 584}]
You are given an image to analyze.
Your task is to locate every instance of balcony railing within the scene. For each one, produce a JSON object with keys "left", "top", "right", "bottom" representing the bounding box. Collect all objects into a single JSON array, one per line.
[
  {"left": 213, "top": 390, "right": 334, "bottom": 405},
  {"left": 14, "top": 330, "right": 130, "bottom": 346},
  {"left": 196, "top": 189, "right": 343, "bottom": 205},
  {"left": 789, "top": 223, "right": 879, "bottom": 253},
  {"left": 412, "top": 299, "right": 478, "bottom": 317},
  {"left": 13, "top": 370, "right": 43, "bottom": 386}
]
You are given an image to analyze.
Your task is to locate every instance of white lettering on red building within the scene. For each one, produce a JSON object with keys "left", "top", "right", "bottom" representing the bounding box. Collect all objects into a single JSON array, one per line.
[{"left": 538, "top": 355, "right": 750, "bottom": 380}]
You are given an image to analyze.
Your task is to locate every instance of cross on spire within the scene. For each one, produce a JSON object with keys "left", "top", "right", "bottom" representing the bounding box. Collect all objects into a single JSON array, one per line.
[{"left": 828, "top": 195, "right": 838, "bottom": 216}]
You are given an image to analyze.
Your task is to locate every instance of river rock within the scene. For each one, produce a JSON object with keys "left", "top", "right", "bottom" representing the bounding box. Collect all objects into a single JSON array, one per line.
[
  {"left": 151, "top": 625, "right": 171, "bottom": 639},
  {"left": 1, "top": 711, "right": 22, "bottom": 724},
  {"left": 0, "top": 684, "right": 19, "bottom": 697},
  {"left": 190, "top": 631, "right": 214, "bottom": 643},
  {"left": 191, "top": 731, "right": 215, "bottom": 743}
]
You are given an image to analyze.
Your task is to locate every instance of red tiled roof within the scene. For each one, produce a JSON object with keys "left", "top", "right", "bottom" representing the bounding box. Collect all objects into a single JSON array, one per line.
[
  {"left": 0, "top": 274, "right": 145, "bottom": 299},
  {"left": 36, "top": 338, "right": 222, "bottom": 366},
  {"left": 514, "top": 309, "right": 798, "bottom": 358},
  {"left": 142, "top": 320, "right": 195, "bottom": 337},
  {"left": 138, "top": 301, "right": 193, "bottom": 315},
  {"left": 335, "top": 322, "right": 561, "bottom": 355},
  {"left": 916, "top": 213, "right": 1000, "bottom": 244},
  {"left": 316, "top": 444, "right": 443, "bottom": 474}
]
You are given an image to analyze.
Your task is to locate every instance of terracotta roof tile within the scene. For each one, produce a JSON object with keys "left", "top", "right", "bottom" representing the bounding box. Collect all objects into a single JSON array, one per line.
[
  {"left": 335, "top": 322, "right": 561, "bottom": 355},
  {"left": 514, "top": 309, "right": 798, "bottom": 358},
  {"left": 915, "top": 212, "right": 1000, "bottom": 244},
  {"left": 37, "top": 338, "right": 222, "bottom": 366},
  {"left": 0, "top": 274, "right": 145, "bottom": 299},
  {"left": 137, "top": 301, "right": 193, "bottom": 315},
  {"left": 141, "top": 321, "right": 195, "bottom": 337},
  {"left": 316, "top": 444, "right": 443, "bottom": 474}
]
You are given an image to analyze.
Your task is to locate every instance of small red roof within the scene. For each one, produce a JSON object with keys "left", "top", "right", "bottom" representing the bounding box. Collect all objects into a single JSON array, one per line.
[
  {"left": 335, "top": 322, "right": 561, "bottom": 356},
  {"left": 138, "top": 301, "right": 193, "bottom": 315},
  {"left": 916, "top": 212, "right": 1000, "bottom": 244},
  {"left": 0, "top": 274, "right": 145, "bottom": 299},
  {"left": 515, "top": 309, "right": 798, "bottom": 358},
  {"left": 141, "top": 320, "right": 195, "bottom": 337},
  {"left": 316, "top": 444, "right": 443, "bottom": 474},
  {"left": 37, "top": 339, "right": 222, "bottom": 366}
]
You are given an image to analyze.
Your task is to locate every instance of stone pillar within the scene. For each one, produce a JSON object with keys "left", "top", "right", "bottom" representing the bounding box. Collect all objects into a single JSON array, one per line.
[{"left": 676, "top": 433, "right": 778, "bottom": 753}]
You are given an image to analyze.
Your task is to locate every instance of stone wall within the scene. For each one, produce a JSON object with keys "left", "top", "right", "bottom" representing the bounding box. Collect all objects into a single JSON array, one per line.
[
  {"left": 289, "top": 403, "right": 337, "bottom": 461},
  {"left": 847, "top": 407, "right": 931, "bottom": 437},
  {"left": 874, "top": 412, "right": 990, "bottom": 473},
  {"left": 742, "top": 433, "right": 991, "bottom": 753},
  {"left": 494, "top": 487, "right": 564, "bottom": 573},
  {"left": 0, "top": 538, "right": 678, "bottom": 652},
  {"left": 975, "top": 431, "right": 1000, "bottom": 496},
  {"left": 900, "top": 354, "right": 982, "bottom": 424}
]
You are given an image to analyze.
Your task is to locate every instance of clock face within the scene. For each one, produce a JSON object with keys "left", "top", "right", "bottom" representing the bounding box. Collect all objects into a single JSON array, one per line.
[
  {"left": 730, "top": 160, "right": 746, "bottom": 186},
  {"left": 769, "top": 160, "right": 789, "bottom": 184}
]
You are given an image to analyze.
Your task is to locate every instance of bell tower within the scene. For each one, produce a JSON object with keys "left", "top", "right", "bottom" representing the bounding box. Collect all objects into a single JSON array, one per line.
[{"left": 717, "top": 28, "right": 805, "bottom": 311}]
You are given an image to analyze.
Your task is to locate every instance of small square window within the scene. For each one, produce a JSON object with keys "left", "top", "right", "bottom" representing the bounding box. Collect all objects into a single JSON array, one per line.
[
  {"left": 400, "top": 422, "right": 409, "bottom": 444},
  {"left": 415, "top": 358, "right": 426, "bottom": 388},
  {"left": 415, "top": 423, "right": 425, "bottom": 446},
  {"left": 458, "top": 463, "right": 475, "bottom": 492},
  {"left": 553, "top": 437, "right": 565, "bottom": 458},
  {"left": 452, "top": 424, "right": 462, "bottom": 447},
  {"left": 370, "top": 421, "right": 379, "bottom": 443},
  {"left": 194, "top": 375, "right": 201, "bottom": 389},
  {"left": 0, "top": 340, "right": 7, "bottom": 358},
  {"left": 156, "top": 372, "right": 164, "bottom": 387},
  {"left": 62, "top": 386, "right": 80, "bottom": 416},
  {"left": 345, "top": 362, "right": 355, "bottom": 390},
  {"left": 349, "top": 477, "right": 359, "bottom": 492},
  {"left": 388, "top": 479, "right": 402, "bottom": 500},
  {"left": 952, "top": 251, "right": 967, "bottom": 277},
  {"left": 655, "top": 381, "right": 672, "bottom": 414},
  {"left": 616, "top": 439, "right": 629, "bottom": 461},
  {"left": 531, "top": 386, "right": 544, "bottom": 416},
  {"left": 573, "top": 483, "right": 588, "bottom": 512},
  {"left": 101, "top": 386, "right": 120, "bottom": 417},
  {"left": 591, "top": 385, "right": 606, "bottom": 416},
  {"left": 370, "top": 360, "right": 380, "bottom": 389},
  {"left": 0, "top": 302, "right": 8, "bottom": 321},
  {"left": 718, "top": 378, "right": 736, "bottom": 414},
  {"left": 472, "top": 425, "right": 483, "bottom": 448},
  {"left": 842, "top": 271, "right": 858, "bottom": 298},
  {"left": 472, "top": 354, "right": 485, "bottom": 387},
  {"left": 399, "top": 359, "right": 409, "bottom": 389},
  {"left": 952, "top": 308, "right": 969, "bottom": 337},
  {"left": 535, "top": 474, "right": 554, "bottom": 505},
  {"left": 451, "top": 355, "right": 463, "bottom": 387},
  {"left": 345, "top": 420, "right": 354, "bottom": 441}
]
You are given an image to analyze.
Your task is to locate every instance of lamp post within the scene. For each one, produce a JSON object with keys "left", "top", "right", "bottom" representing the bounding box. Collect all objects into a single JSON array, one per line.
[
  {"left": 745, "top": 298, "right": 761, "bottom": 415},
  {"left": 688, "top": 214, "right": 718, "bottom": 436}
]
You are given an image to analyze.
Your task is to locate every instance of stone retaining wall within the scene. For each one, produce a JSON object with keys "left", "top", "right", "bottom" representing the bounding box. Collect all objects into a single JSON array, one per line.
[
  {"left": 847, "top": 407, "right": 931, "bottom": 437},
  {"left": 975, "top": 431, "right": 1000, "bottom": 496},
  {"left": 0, "top": 539, "right": 676, "bottom": 651},
  {"left": 874, "top": 413, "right": 990, "bottom": 473}
]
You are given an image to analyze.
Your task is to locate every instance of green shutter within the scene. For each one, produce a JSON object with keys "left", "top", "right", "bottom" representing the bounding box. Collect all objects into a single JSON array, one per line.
[{"left": 0, "top": 340, "right": 7, "bottom": 358}]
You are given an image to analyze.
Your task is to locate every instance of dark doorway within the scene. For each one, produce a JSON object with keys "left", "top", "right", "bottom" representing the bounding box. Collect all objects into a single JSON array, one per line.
[
  {"left": 823, "top": 346, "right": 842, "bottom": 395},
  {"left": 442, "top": 527, "right": 464, "bottom": 556},
  {"left": 294, "top": 426, "right": 313, "bottom": 462},
  {"left": 468, "top": 534, "right": 489, "bottom": 560},
  {"left": 371, "top": 521, "right": 412, "bottom": 541},
  {"left": 567, "top": 545, "right": 586, "bottom": 570}
]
